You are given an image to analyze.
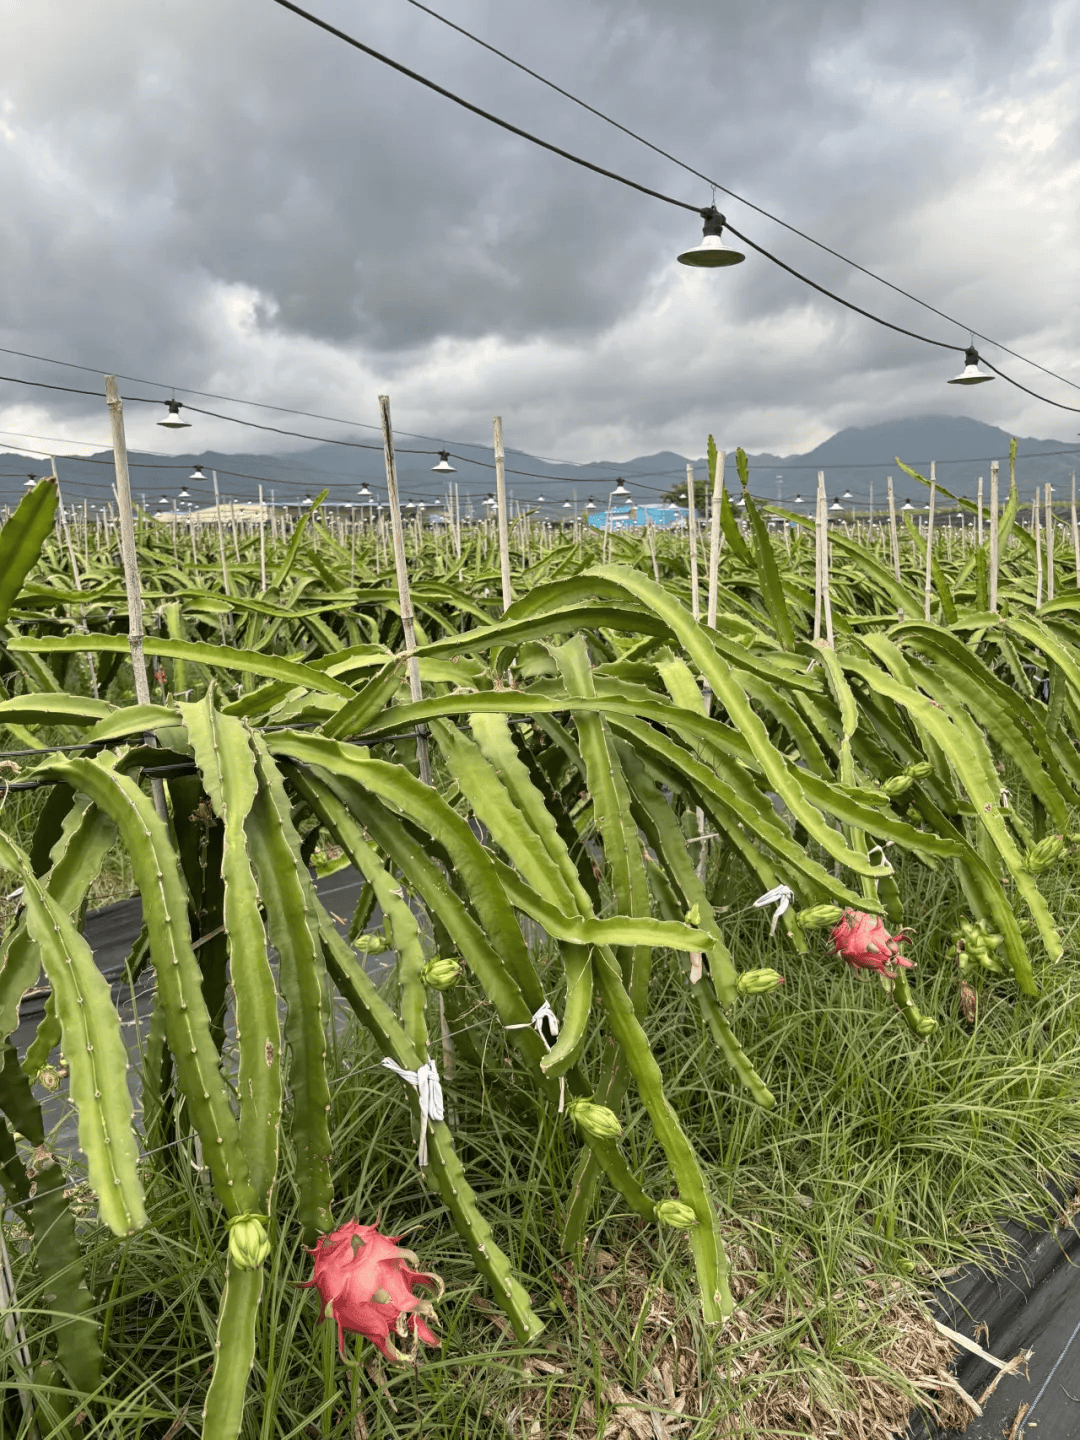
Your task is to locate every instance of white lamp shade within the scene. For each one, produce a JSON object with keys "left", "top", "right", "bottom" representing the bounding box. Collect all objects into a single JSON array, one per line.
[
  {"left": 431, "top": 451, "right": 456, "bottom": 473},
  {"left": 158, "top": 399, "right": 191, "bottom": 429},
  {"left": 948, "top": 347, "right": 994, "bottom": 385}
]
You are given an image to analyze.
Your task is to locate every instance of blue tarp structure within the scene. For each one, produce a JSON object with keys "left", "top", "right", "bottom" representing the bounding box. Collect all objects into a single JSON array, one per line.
[{"left": 587, "top": 505, "right": 694, "bottom": 530}]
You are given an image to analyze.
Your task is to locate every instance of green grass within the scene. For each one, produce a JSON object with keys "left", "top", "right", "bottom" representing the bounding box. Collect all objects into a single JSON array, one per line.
[{"left": 5, "top": 844, "right": 1080, "bottom": 1438}]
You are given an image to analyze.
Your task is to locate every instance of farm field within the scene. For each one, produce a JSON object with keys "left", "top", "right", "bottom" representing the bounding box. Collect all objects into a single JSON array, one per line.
[{"left": 2, "top": 441, "right": 1080, "bottom": 1440}]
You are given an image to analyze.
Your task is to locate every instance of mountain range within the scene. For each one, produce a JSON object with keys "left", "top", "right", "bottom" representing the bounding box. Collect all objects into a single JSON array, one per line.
[{"left": 1, "top": 414, "right": 1076, "bottom": 514}]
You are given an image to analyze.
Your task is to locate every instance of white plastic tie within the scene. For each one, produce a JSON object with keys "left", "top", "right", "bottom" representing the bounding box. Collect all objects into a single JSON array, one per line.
[
  {"left": 752, "top": 884, "right": 794, "bottom": 936},
  {"left": 506, "top": 1000, "right": 565, "bottom": 1112},
  {"left": 380, "top": 1057, "right": 444, "bottom": 1167}
]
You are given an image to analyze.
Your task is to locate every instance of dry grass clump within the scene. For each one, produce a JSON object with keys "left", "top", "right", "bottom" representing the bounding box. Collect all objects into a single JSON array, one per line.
[{"left": 497, "top": 1240, "right": 969, "bottom": 1440}]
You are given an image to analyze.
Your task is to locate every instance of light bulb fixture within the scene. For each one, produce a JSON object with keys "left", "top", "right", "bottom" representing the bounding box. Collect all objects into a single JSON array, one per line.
[
  {"left": 483, "top": 493, "right": 497, "bottom": 507},
  {"left": 189, "top": 465, "right": 205, "bottom": 481},
  {"left": 901, "top": 500, "right": 914, "bottom": 511},
  {"left": 302, "top": 494, "right": 313, "bottom": 506},
  {"left": 158, "top": 495, "right": 169, "bottom": 505},
  {"left": 793, "top": 494, "right": 804, "bottom": 504},
  {"left": 431, "top": 450, "right": 456, "bottom": 473},
  {"left": 585, "top": 497, "right": 597, "bottom": 509},
  {"left": 677, "top": 206, "right": 746, "bottom": 268},
  {"left": 611, "top": 479, "right": 631, "bottom": 498},
  {"left": 357, "top": 484, "right": 372, "bottom": 498},
  {"left": 830, "top": 499, "right": 843, "bottom": 511},
  {"left": 24, "top": 475, "right": 37, "bottom": 488},
  {"left": 158, "top": 399, "right": 191, "bottom": 429},
  {"left": 536, "top": 493, "right": 546, "bottom": 502},
  {"left": 842, "top": 490, "right": 853, "bottom": 500},
  {"left": 179, "top": 487, "right": 190, "bottom": 499},
  {"left": 563, "top": 499, "right": 572, "bottom": 508},
  {"left": 948, "top": 346, "right": 994, "bottom": 385}
]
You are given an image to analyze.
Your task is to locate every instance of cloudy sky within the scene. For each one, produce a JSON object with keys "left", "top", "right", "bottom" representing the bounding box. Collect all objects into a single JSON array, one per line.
[{"left": 1, "top": 0, "right": 1078, "bottom": 465}]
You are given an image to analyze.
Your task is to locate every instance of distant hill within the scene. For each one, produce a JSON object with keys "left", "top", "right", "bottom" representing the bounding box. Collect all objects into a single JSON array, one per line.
[{"left": 1, "top": 415, "right": 1076, "bottom": 513}]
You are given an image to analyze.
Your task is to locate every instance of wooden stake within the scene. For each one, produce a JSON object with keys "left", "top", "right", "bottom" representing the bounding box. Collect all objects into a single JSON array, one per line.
[
  {"left": 886, "top": 475, "right": 901, "bottom": 585},
  {"left": 493, "top": 416, "right": 513, "bottom": 610},
  {"left": 104, "top": 375, "right": 166, "bottom": 819},
  {"left": 211, "top": 471, "right": 232, "bottom": 598},
  {"left": 977, "top": 476, "right": 984, "bottom": 548},
  {"left": 379, "top": 395, "right": 430, "bottom": 785},
  {"left": 989, "top": 460, "right": 1000, "bottom": 613},
  {"left": 1045, "top": 482, "right": 1054, "bottom": 604},
  {"left": 924, "top": 463, "right": 936, "bottom": 622},
  {"left": 259, "top": 484, "right": 268, "bottom": 592},
  {"left": 813, "top": 471, "right": 825, "bottom": 642},
  {"left": 1072, "top": 473, "right": 1079, "bottom": 586},
  {"left": 1034, "top": 488, "right": 1043, "bottom": 608},
  {"left": 706, "top": 449, "right": 724, "bottom": 630},
  {"left": 685, "top": 462, "right": 700, "bottom": 621}
]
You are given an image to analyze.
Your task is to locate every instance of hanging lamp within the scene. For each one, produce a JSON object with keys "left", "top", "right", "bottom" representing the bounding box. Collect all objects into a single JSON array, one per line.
[
  {"left": 431, "top": 450, "right": 456, "bottom": 473},
  {"left": 585, "top": 497, "right": 597, "bottom": 510},
  {"left": 948, "top": 346, "right": 994, "bottom": 385},
  {"left": 179, "top": 487, "right": 190, "bottom": 499},
  {"left": 830, "top": 498, "right": 843, "bottom": 511},
  {"left": 677, "top": 207, "right": 746, "bottom": 267},
  {"left": 357, "top": 484, "right": 372, "bottom": 499},
  {"left": 189, "top": 465, "right": 206, "bottom": 481},
  {"left": 158, "top": 399, "right": 191, "bottom": 429}
]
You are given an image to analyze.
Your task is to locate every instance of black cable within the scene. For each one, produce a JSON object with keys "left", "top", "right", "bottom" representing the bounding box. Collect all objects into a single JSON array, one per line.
[
  {"left": 270, "top": 0, "right": 1080, "bottom": 420},
  {"left": 981, "top": 358, "right": 1080, "bottom": 415},
  {"left": 268, "top": 0, "right": 699, "bottom": 215},
  {"left": 404, "top": 0, "right": 1080, "bottom": 398}
]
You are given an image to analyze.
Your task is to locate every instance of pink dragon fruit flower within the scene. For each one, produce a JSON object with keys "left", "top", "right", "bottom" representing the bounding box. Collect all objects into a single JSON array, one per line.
[
  {"left": 830, "top": 908, "right": 915, "bottom": 979},
  {"left": 299, "top": 1220, "right": 443, "bottom": 1363}
]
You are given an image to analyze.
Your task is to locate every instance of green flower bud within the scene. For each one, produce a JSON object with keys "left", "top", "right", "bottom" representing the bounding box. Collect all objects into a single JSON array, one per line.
[
  {"left": 567, "top": 1100, "right": 623, "bottom": 1141},
  {"left": 1025, "top": 834, "right": 1066, "bottom": 874},
  {"left": 881, "top": 774, "right": 913, "bottom": 799},
  {"left": 36, "top": 1065, "right": 62, "bottom": 1093},
  {"left": 226, "top": 1214, "right": 271, "bottom": 1271},
  {"left": 654, "top": 1200, "right": 699, "bottom": 1230},
  {"left": 896, "top": 1258, "right": 917, "bottom": 1276},
  {"left": 420, "top": 958, "right": 462, "bottom": 991},
  {"left": 736, "top": 968, "right": 785, "bottom": 996},
  {"left": 903, "top": 761, "right": 933, "bottom": 780},
  {"left": 796, "top": 904, "right": 845, "bottom": 931},
  {"left": 912, "top": 1015, "right": 937, "bottom": 1038}
]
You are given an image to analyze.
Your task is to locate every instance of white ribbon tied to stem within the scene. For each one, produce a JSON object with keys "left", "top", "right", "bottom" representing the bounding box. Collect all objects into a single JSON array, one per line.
[
  {"left": 752, "top": 884, "right": 794, "bottom": 936},
  {"left": 506, "top": 1000, "right": 565, "bottom": 1112},
  {"left": 380, "top": 1057, "right": 444, "bottom": 1167}
]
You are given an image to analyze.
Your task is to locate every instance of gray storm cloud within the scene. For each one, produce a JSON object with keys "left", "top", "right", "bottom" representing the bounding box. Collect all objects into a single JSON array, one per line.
[{"left": 0, "top": 0, "right": 1076, "bottom": 459}]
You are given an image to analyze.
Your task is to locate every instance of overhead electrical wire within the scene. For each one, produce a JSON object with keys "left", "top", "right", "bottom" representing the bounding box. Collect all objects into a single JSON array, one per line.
[
  {"left": 403, "top": 0, "right": 1080, "bottom": 397},
  {"left": 268, "top": 0, "right": 1080, "bottom": 417}
]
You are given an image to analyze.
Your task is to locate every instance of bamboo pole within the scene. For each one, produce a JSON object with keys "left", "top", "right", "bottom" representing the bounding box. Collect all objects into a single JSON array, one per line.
[
  {"left": 924, "top": 463, "right": 936, "bottom": 622},
  {"left": 379, "top": 395, "right": 429, "bottom": 786},
  {"left": 685, "top": 462, "right": 700, "bottom": 621},
  {"left": 493, "top": 416, "right": 513, "bottom": 610},
  {"left": 977, "top": 476, "right": 984, "bottom": 548},
  {"left": 989, "top": 460, "right": 1000, "bottom": 613},
  {"left": 1034, "top": 489, "right": 1043, "bottom": 609}
]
